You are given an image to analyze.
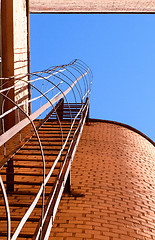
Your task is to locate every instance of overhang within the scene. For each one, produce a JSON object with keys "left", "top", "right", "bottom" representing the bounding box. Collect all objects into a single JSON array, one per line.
[{"left": 29, "top": 0, "right": 155, "bottom": 13}]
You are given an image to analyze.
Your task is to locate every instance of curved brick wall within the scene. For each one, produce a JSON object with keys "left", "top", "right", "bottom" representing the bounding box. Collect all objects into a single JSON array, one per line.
[{"left": 50, "top": 121, "right": 155, "bottom": 240}]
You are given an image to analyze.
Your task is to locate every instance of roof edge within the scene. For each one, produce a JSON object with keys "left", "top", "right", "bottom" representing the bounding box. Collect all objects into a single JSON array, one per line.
[
  {"left": 30, "top": 11, "right": 155, "bottom": 14},
  {"left": 89, "top": 118, "right": 155, "bottom": 147}
]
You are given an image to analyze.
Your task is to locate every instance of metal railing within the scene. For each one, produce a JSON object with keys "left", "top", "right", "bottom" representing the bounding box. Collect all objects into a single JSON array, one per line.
[{"left": 0, "top": 59, "right": 92, "bottom": 240}]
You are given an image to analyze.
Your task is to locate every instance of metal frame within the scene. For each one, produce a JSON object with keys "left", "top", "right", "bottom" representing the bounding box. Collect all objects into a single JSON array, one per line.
[{"left": 0, "top": 59, "right": 92, "bottom": 240}]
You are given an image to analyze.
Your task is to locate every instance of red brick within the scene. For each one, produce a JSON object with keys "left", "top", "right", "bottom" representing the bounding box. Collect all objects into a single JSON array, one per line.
[{"left": 49, "top": 122, "right": 155, "bottom": 239}]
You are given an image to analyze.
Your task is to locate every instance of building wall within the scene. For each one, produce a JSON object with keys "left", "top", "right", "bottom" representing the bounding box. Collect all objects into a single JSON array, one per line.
[
  {"left": 1, "top": 0, "right": 29, "bottom": 131},
  {"left": 29, "top": 0, "right": 155, "bottom": 12},
  {"left": 0, "top": 1, "right": 2, "bottom": 131},
  {"left": 14, "top": 0, "right": 29, "bottom": 116},
  {"left": 50, "top": 121, "right": 155, "bottom": 239},
  {"left": 14, "top": 0, "right": 28, "bottom": 77},
  {"left": 0, "top": 0, "right": 1, "bottom": 78}
]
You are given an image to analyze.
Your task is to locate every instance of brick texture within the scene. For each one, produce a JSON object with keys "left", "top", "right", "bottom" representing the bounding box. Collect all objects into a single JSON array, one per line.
[
  {"left": 50, "top": 121, "right": 155, "bottom": 240},
  {"left": 30, "top": 0, "right": 155, "bottom": 12}
]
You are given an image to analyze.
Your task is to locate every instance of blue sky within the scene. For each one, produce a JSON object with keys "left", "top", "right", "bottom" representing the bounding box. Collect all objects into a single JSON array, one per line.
[{"left": 30, "top": 14, "right": 155, "bottom": 141}]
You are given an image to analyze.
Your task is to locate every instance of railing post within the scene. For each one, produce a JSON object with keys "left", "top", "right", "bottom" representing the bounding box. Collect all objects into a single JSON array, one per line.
[
  {"left": 57, "top": 98, "right": 64, "bottom": 121},
  {"left": 6, "top": 159, "right": 14, "bottom": 192},
  {"left": 85, "top": 97, "right": 89, "bottom": 124},
  {"left": 64, "top": 171, "right": 71, "bottom": 194}
]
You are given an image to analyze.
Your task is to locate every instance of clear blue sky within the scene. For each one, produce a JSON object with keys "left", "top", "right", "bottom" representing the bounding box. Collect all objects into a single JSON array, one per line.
[{"left": 30, "top": 14, "right": 155, "bottom": 141}]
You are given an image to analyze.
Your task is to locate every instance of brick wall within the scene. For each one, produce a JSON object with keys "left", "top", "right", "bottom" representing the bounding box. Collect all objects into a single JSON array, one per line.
[
  {"left": 50, "top": 121, "right": 155, "bottom": 239},
  {"left": 30, "top": 0, "right": 155, "bottom": 12}
]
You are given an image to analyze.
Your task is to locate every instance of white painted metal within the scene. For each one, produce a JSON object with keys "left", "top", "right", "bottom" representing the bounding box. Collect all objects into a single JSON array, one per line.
[
  {"left": 0, "top": 69, "right": 88, "bottom": 147},
  {"left": 0, "top": 59, "right": 92, "bottom": 240}
]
